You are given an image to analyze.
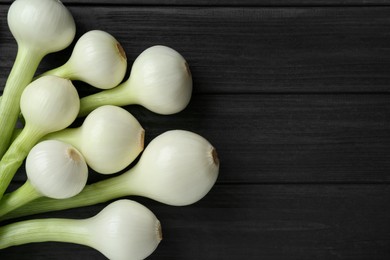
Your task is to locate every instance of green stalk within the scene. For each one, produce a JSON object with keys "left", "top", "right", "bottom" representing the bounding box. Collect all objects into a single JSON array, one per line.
[
  {"left": 10, "top": 120, "right": 80, "bottom": 145},
  {"left": 78, "top": 82, "right": 136, "bottom": 117},
  {"left": 0, "top": 181, "right": 41, "bottom": 217},
  {"left": 0, "top": 218, "right": 88, "bottom": 250},
  {"left": 12, "top": 126, "right": 90, "bottom": 150},
  {"left": 0, "top": 125, "right": 44, "bottom": 199},
  {"left": 1, "top": 170, "right": 136, "bottom": 220},
  {"left": 38, "top": 64, "right": 73, "bottom": 79},
  {"left": 0, "top": 47, "right": 43, "bottom": 159},
  {"left": 43, "top": 127, "right": 81, "bottom": 146}
]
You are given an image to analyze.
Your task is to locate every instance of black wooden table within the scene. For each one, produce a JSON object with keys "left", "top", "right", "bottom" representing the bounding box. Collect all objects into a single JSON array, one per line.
[{"left": 1, "top": 0, "right": 390, "bottom": 259}]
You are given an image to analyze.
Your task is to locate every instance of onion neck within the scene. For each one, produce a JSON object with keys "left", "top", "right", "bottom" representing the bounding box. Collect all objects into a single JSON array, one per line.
[
  {"left": 43, "top": 127, "right": 82, "bottom": 149},
  {"left": 39, "top": 63, "right": 73, "bottom": 80},
  {"left": 78, "top": 80, "right": 137, "bottom": 117}
]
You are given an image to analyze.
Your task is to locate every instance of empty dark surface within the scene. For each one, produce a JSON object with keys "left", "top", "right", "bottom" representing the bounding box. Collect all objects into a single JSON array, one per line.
[{"left": 0, "top": 1, "right": 389, "bottom": 259}]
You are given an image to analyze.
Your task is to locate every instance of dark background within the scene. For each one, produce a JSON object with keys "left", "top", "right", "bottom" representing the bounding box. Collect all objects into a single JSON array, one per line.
[{"left": 1, "top": 0, "right": 390, "bottom": 259}]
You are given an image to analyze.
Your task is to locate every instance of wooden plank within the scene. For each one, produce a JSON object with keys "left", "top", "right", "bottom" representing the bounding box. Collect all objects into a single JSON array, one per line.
[
  {"left": 1, "top": 0, "right": 390, "bottom": 6},
  {"left": 1, "top": 184, "right": 389, "bottom": 259},
  {"left": 8, "top": 94, "right": 390, "bottom": 185},
  {"left": 1, "top": 7, "right": 390, "bottom": 94}
]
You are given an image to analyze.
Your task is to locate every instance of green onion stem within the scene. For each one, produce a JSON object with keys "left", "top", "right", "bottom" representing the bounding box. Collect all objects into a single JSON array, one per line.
[
  {"left": 78, "top": 82, "right": 136, "bottom": 117},
  {"left": 1, "top": 169, "right": 136, "bottom": 220},
  {"left": 43, "top": 127, "right": 80, "bottom": 147},
  {"left": 0, "top": 180, "right": 41, "bottom": 217},
  {"left": 10, "top": 127, "right": 80, "bottom": 149},
  {"left": 0, "top": 47, "right": 43, "bottom": 159},
  {"left": 0, "top": 125, "right": 44, "bottom": 200},
  {"left": 39, "top": 65, "right": 72, "bottom": 79},
  {"left": 0, "top": 218, "right": 88, "bottom": 250}
]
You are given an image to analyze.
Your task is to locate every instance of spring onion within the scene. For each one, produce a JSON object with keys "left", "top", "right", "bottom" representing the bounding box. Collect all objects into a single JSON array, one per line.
[
  {"left": 0, "top": 200, "right": 162, "bottom": 260},
  {"left": 40, "top": 30, "right": 127, "bottom": 89},
  {"left": 0, "top": 75, "right": 80, "bottom": 199},
  {"left": 78, "top": 45, "right": 192, "bottom": 116},
  {"left": 0, "top": 140, "right": 88, "bottom": 217},
  {"left": 43, "top": 105, "right": 145, "bottom": 174},
  {"left": 0, "top": 0, "right": 76, "bottom": 158},
  {"left": 1, "top": 130, "right": 219, "bottom": 219}
]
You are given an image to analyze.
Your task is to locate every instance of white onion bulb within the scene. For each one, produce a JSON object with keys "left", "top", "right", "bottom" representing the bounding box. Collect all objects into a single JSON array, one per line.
[
  {"left": 46, "top": 105, "right": 144, "bottom": 174},
  {"left": 20, "top": 75, "right": 80, "bottom": 134},
  {"left": 125, "top": 45, "right": 193, "bottom": 114},
  {"left": 8, "top": 0, "right": 75, "bottom": 56},
  {"left": 78, "top": 105, "right": 144, "bottom": 173},
  {"left": 42, "top": 30, "right": 127, "bottom": 89},
  {"left": 86, "top": 200, "right": 162, "bottom": 260},
  {"left": 127, "top": 130, "right": 219, "bottom": 205},
  {"left": 26, "top": 140, "right": 88, "bottom": 199}
]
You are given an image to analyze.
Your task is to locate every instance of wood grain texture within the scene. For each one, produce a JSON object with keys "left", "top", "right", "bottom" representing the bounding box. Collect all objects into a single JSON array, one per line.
[{"left": 1, "top": 7, "right": 390, "bottom": 93}]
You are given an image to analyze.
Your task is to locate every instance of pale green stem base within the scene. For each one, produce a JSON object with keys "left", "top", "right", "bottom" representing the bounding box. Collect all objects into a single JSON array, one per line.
[
  {"left": 0, "top": 47, "right": 42, "bottom": 159},
  {"left": 39, "top": 63, "right": 73, "bottom": 80},
  {"left": 43, "top": 127, "right": 81, "bottom": 148},
  {"left": 0, "top": 125, "right": 44, "bottom": 200},
  {"left": 1, "top": 167, "right": 138, "bottom": 220},
  {"left": 78, "top": 80, "right": 136, "bottom": 117},
  {"left": 11, "top": 127, "right": 80, "bottom": 148},
  {"left": 0, "top": 180, "right": 41, "bottom": 217},
  {"left": 0, "top": 218, "right": 89, "bottom": 250}
]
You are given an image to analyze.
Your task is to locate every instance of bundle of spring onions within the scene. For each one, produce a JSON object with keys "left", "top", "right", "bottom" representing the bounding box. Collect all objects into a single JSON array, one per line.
[{"left": 0, "top": 0, "right": 220, "bottom": 259}]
